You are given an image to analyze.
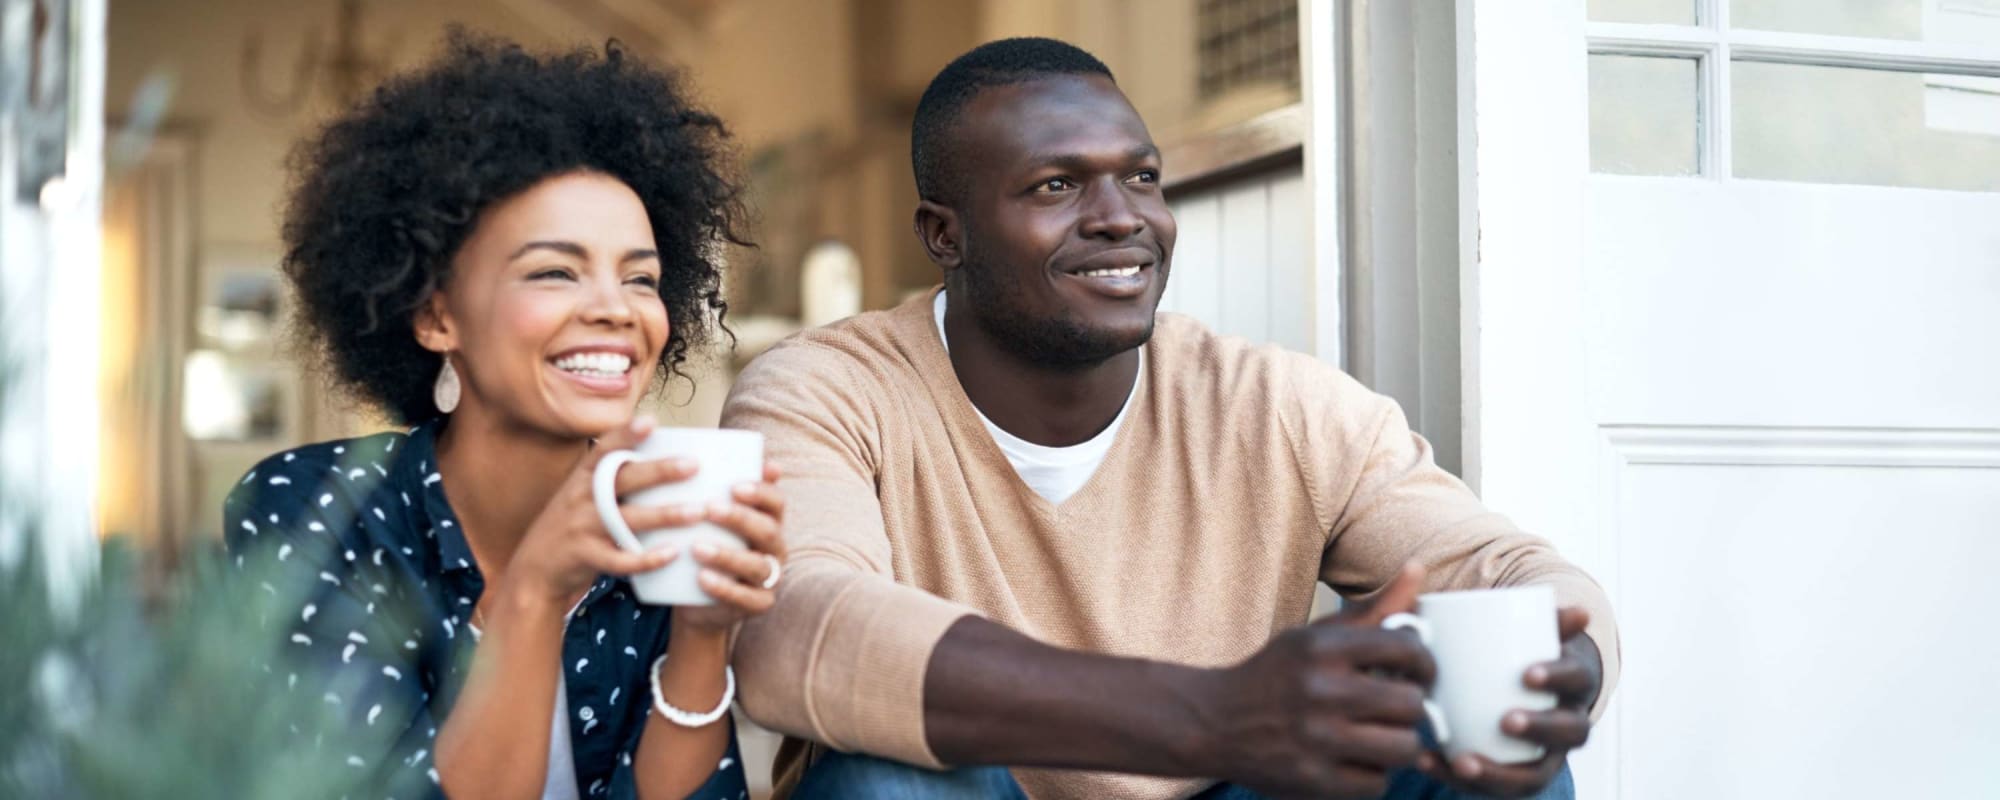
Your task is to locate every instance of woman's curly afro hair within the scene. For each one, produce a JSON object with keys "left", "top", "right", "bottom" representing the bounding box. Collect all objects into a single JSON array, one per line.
[{"left": 281, "top": 30, "right": 747, "bottom": 424}]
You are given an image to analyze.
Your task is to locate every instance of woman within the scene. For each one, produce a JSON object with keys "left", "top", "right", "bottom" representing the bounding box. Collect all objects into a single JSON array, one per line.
[{"left": 224, "top": 33, "right": 779, "bottom": 799}]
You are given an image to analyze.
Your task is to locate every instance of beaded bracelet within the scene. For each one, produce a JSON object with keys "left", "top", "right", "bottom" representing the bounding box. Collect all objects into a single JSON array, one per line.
[{"left": 649, "top": 654, "right": 735, "bottom": 728}]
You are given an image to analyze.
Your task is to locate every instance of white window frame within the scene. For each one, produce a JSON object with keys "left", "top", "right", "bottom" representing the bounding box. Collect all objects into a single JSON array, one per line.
[{"left": 1587, "top": 0, "right": 2000, "bottom": 178}]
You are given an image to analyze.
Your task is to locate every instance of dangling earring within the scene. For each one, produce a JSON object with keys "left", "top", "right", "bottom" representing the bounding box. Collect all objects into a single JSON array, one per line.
[{"left": 434, "top": 356, "right": 461, "bottom": 414}]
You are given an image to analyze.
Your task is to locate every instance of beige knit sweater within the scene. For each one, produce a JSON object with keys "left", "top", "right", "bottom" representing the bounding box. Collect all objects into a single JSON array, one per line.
[{"left": 723, "top": 290, "right": 1619, "bottom": 800}]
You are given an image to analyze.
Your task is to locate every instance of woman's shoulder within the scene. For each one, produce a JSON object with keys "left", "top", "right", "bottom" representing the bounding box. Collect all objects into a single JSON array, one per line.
[
  {"left": 231, "top": 429, "right": 418, "bottom": 492},
  {"left": 222, "top": 427, "right": 431, "bottom": 551}
]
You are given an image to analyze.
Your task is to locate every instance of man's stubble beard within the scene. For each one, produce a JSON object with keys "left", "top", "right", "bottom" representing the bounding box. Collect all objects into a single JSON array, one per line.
[{"left": 953, "top": 241, "right": 1161, "bottom": 371}]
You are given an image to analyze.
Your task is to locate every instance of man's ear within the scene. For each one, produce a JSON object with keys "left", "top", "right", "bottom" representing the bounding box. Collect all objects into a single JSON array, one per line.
[
  {"left": 913, "top": 200, "right": 963, "bottom": 271},
  {"left": 412, "top": 291, "right": 456, "bottom": 354}
]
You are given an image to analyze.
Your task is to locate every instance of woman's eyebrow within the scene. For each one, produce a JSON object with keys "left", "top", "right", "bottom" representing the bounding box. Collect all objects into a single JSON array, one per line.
[{"left": 508, "top": 240, "right": 588, "bottom": 261}]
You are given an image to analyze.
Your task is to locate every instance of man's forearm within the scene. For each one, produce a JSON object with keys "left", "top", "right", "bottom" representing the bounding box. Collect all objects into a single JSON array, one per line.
[{"left": 923, "top": 616, "right": 1221, "bottom": 774}]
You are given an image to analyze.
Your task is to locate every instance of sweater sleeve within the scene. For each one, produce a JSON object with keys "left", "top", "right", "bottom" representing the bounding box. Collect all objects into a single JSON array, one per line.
[
  {"left": 720, "top": 341, "right": 975, "bottom": 768},
  {"left": 1284, "top": 358, "right": 1621, "bottom": 720}
]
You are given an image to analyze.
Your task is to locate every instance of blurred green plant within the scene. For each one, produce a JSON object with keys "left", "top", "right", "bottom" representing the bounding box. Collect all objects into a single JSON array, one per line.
[{"left": 0, "top": 534, "right": 407, "bottom": 799}]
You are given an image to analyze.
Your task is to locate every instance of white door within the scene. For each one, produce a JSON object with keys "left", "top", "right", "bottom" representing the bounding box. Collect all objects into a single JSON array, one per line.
[{"left": 1462, "top": 1, "right": 2000, "bottom": 798}]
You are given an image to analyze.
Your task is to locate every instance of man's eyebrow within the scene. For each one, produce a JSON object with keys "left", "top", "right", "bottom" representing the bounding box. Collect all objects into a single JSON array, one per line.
[{"left": 1022, "top": 144, "right": 1162, "bottom": 172}]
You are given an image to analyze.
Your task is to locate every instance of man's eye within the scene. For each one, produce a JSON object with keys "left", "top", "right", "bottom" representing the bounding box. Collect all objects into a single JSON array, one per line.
[
  {"left": 1035, "top": 177, "right": 1076, "bottom": 193},
  {"left": 1129, "top": 170, "right": 1160, "bottom": 185}
]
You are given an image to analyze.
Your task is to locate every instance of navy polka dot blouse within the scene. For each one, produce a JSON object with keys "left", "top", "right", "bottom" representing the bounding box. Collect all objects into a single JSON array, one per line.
[{"left": 223, "top": 420, "right": 748, "bottom": 799}]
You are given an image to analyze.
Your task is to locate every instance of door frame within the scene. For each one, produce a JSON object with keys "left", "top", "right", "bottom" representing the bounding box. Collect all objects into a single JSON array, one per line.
[{"left": 1455, "top": 0, "right": 1609, "bottom": 790}]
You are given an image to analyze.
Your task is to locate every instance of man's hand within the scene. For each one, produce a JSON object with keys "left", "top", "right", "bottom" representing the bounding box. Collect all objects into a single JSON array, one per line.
[
  {"left": 1191, "top": 564, "right": 1436, "bottom": 799},
  {"left": 1417, "top": 606, "right": 1602, "bottom": 799}
]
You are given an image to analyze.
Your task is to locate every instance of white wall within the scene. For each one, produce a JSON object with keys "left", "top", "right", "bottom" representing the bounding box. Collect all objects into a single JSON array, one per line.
[{"left": 1160, "top": 167, "right": 1314, "bottom": 355}]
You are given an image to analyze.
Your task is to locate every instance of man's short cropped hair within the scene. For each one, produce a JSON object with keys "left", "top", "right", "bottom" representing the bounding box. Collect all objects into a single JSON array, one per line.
[{"left": 910, "top": 37, "right": 1114, "bottom": 206}]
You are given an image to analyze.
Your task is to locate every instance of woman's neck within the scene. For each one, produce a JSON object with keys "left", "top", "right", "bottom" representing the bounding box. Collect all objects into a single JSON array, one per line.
[{"left": 432, "top": 404, "right": 588, "bottom": 582}]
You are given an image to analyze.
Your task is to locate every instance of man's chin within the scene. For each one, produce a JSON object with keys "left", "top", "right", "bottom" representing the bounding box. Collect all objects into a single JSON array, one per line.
[
  {"left": 1093, "top": 308, "right": 1159, "bottom": 349},
  {"left": 1039, "top": 320, "right": 1155, "bottom": 369}
]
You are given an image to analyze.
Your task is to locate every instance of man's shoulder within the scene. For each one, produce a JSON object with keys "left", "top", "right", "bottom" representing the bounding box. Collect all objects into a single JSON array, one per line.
[
  {"left": 727, "top": 297, "right": 939, "bottom": 422},
  {"left": 1146, "top": 314, "right": 1400, "bottom": 460},
  {"left": 742, "top": 306, "right": 919, "bottom": 382},
  {"left": 1149, "top": 312, "right": 1354, "bottom": 390}
]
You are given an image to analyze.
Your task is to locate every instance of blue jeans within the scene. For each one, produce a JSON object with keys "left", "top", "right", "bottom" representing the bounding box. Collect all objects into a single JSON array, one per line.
[
  {"left": 791, "top": 751, "right": 1026, "bottom": 799},
  {"left": 791, "top": 750, "right": 1575, "bottom": 800},
  {"left": 1193, "top": 764, "right": 1575, "bottom": 800}
]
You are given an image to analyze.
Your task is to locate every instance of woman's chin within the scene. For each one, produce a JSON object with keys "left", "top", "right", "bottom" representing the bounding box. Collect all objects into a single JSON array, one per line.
[{"left": 546, "top": 399, "right": 645, "bottom": 440}]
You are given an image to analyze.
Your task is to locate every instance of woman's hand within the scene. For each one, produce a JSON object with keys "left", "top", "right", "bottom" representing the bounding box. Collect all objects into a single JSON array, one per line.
[
  {"left": 671, "top": 462, "right": 787, "bottom": 631},
  {"left": 501, "top": 416, "right": 691, "bottom": 607}
]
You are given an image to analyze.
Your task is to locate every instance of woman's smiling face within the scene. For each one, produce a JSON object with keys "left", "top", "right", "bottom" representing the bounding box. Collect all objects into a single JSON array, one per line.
[{"left": 417, "top": 171, "right": 669, "bottom": 438}]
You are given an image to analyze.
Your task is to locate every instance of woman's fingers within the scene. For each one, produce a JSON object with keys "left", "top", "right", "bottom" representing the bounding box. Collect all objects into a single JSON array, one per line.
[
  {"left": 609, "top": 498, "right": 783, "bottom": 559},
  {"left": 582, "top": 540, "right": 676, "bottom": 577},
  {"left": 731, "top": 480, "right": 786, "bottom": 519},
  {"left": 692, "top": 542, "right": 776, "bottom": 586},
  {"left": 618, "top": 500, "right": 707, "bottom": 532},
  {"left": 611, "top": 455, "right": 699, "bottom": 497},
  {"left": 704, "top": 499, "right": 785, "bottom": 558},
  {"left": 696, "top": 568, "right": 775, "bottom": 615}
]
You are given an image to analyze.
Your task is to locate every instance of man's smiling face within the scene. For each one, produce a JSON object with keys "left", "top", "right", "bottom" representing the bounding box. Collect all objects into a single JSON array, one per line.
[{"left": 947, "top": 73, "right": 1177, "bottom": 367}]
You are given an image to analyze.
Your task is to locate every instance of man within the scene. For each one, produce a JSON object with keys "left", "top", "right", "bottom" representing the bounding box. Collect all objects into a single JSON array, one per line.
[{"left": 723, "top": 37, "right": 1616, "bottom": 800}]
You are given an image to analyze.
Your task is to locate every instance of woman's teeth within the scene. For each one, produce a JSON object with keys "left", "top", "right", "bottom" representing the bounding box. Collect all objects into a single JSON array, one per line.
[
  {"left": 553, "top": 352, "right": 631, "bottom": 377},
  {"left": 1078, "top": 266, "right": 1142, "bottom": 279}
]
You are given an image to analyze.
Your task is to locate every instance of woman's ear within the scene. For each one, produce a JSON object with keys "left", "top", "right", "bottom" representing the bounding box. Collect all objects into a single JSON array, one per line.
[
  {"left": 913, "top": 200, "right": 963, "bottom": 272},
  {"left": 412, "top": 291, "right": 456, "bottom": 354}
]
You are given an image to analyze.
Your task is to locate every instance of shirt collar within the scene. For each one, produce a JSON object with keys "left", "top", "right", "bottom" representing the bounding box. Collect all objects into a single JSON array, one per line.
[
  {"left": 405, "top": 419, "right": 619, "bottom": 604},
  {"left": 402, "top": 419, "right": 478, "bottom": 574}
]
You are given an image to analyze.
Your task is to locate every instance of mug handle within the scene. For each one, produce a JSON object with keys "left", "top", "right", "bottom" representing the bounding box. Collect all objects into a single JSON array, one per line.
[
  {"left": 1381, "top": 612, "right": 1452, "bottom": 745},
  {"left": 591, "top": 450, "right": 646, "bottom": 554}
]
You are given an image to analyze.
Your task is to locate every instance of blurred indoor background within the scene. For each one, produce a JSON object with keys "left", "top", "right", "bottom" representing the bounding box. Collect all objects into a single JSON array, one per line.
[{"left": 91, "top": 0, "right": 1308, "bottom": 554}]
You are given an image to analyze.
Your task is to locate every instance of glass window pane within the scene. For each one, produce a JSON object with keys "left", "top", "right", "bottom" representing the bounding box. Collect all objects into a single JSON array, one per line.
[
  {"left": 1732, "top": 0, "right": 2000, "bottom": 43},
  {"left": 1590, "top": 55, "right": 1702, "bottom": 176},
  {"left": 1589, "top": 0, "right": 1696, "bottom": 25},
  {"left": 1734, "top": 61, "right": 2000, "bottom": 192}
]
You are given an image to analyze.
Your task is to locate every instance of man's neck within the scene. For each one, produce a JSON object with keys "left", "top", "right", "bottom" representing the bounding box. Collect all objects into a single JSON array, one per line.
[
  {"left": 432, "top": 405, "right": 588, "bottom": 579},
  {"left": 941, "top": 300, "right": 1140, "bottom": 448}
]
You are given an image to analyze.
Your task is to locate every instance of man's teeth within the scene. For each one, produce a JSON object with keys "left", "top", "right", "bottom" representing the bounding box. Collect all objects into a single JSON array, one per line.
[
  {"left": 553, "top": 352, "right": 632, "bottom": 377},
  {"left": 1078, "top": 265, "right": 1142, "bottom": 279}
]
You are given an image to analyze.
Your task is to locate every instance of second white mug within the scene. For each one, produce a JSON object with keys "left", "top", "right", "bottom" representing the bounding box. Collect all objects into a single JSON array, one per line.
[{"left": 1381, "top": 584, "right": 1560, "bottom": 764}]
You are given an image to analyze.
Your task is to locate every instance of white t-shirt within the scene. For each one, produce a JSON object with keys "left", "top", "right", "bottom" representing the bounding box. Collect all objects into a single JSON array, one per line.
[{"left": 933, "top": 291, "right": 1138, "bottom": 505}]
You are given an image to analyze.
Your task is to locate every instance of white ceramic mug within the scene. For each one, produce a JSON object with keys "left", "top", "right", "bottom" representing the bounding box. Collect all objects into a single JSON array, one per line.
[
  {"left": 591, "top": 428, "right": 764, "bottom": 606},
  {"left": 1381, "top": 584, "right": 1560, "bottom": 764}
]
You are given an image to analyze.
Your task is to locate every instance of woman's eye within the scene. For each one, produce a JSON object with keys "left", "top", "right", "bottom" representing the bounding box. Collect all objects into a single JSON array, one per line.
[
  {"left": 529, "top": 268, "right": 576, "bottom": 281},
  {"left": 627, "top": 274, "right": 660, "bottom": 289}
]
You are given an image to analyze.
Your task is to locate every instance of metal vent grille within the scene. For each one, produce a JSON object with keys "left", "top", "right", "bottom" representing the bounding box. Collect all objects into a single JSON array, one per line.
[{"left": 1197, "top": 0, "right": 1299, "bottom": 99}]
